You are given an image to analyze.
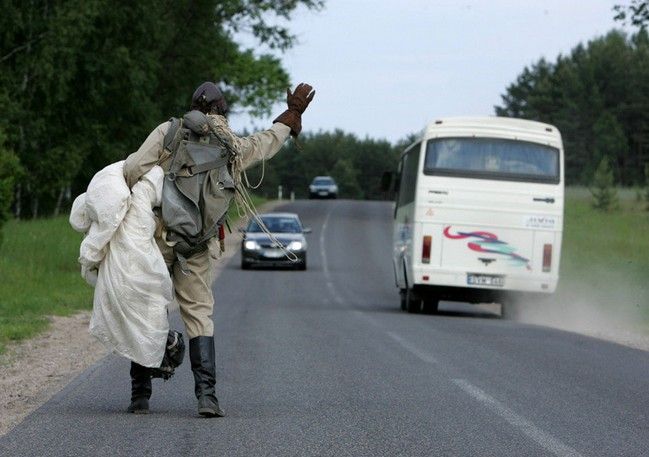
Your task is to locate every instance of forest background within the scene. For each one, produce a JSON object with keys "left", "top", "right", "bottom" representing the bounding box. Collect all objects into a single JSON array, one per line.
[{"left": 1, "top": 2, "right": 649, "bottom": 223}]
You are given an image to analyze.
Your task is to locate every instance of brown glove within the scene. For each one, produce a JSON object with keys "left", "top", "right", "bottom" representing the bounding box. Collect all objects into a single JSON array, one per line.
[
  {"left": 287, "top": 83, "right": 315, "bottom": 114},
  {"left": 273, "top": 83, "right": 315, "bottom": 136}
]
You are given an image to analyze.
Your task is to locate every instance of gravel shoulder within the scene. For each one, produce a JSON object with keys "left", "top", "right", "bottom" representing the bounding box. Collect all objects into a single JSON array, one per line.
[
  {"left": 0, "top": 312, "right": 107, "bottom": 436},
  {"left": 0, "top": 200, "right": 284, "bottom": 437}
]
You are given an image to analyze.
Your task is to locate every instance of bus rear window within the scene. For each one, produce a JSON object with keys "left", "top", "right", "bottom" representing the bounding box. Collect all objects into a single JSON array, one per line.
[{"left": 424, "top": 138, "right": 560, "bottom": 183}]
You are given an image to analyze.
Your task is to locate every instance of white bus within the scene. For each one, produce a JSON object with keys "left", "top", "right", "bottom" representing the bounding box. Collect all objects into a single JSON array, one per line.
[{"left": 392, "top": 117, "right": 564, "bottom": 314}]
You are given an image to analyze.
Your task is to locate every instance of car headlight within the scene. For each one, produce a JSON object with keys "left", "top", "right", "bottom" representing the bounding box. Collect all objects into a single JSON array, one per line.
[
  {"left": 244, "top": 240, "right": 260, "bottom": 250},
  {"left": 287, "top": 241, "right": 303, "bottom": 251}
]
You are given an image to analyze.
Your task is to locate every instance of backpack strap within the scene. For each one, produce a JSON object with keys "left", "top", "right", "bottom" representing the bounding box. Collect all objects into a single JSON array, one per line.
[
  {"left": 157, "top": 118, "right": 183, "bottom": 169},
  {"left": 185, "top": 152, "right": 229, "bottom": 176},
  {"left": 163, "top": 117, "right": 182, "bottom": 154},
  {"left": 164, "top": 118, "right": 189, "bottom": 178}
]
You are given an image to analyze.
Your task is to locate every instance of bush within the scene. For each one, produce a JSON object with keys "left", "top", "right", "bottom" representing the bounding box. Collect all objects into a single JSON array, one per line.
[
  {"left": 0, "top": 131, "right": 22, "bottom": 246},
  {"left": 591, "top": 156, "right": 618, "bottom": 211},
  {"left": 645, "top": 163, "right": 649, "bottom": 211}
]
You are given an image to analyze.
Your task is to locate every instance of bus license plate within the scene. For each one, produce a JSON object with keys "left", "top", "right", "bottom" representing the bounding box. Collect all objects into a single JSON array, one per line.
[{"left": 467, "top": 274, "right": 505, "bottom": 287}]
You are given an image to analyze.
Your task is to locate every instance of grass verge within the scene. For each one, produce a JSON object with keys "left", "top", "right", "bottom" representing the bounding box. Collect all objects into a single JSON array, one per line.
[
  {"left": 557, "top": 188, "right": 649, "bottom": 332},
  {"left": 0, "top": 195, "right": 267, "bottom": 354},
  {"left": 0, "top": 217, "right": 91, "bottom": 354}
]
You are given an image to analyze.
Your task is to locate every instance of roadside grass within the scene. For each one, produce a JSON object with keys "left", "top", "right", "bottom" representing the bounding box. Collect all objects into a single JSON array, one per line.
[
  {"left": 558, "top": 187, "right": 649, "bottom": 331},
  {"left": 0, "top": 217, "right": 91, "bottom": 354},
  {"left": 0, "top": 195, "right": 267, "bottom": 354}
]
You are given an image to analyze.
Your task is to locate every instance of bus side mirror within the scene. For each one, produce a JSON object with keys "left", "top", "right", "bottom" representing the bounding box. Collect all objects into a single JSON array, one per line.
[{"left": 380, "top": 171, "right": 394, "bottom": 192}]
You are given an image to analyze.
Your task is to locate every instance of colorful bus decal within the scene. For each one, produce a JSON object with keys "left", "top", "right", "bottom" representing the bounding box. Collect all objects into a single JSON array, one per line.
[{"left": 443, "top": 226, "right": 531, "bottom": 270}]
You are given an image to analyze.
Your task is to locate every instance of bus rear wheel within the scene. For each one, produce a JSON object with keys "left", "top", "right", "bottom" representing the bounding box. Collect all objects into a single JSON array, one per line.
[
  {"left": 401, "top": 288, "right": 422, "bottom": 314},
  {"left": 422, "top": 297, "right": 439, "bottom": 314}
]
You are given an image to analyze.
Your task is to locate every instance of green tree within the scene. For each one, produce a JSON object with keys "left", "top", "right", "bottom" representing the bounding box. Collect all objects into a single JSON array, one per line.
[
  {"left": 244, "top": 129, "right": 399, "bottom": 200},
  {"left": 495, "top": 30, "right": 649, "bottom": 186},
  {"left": 0, "top": 0, "right": 323, "bottom": 218},
  {"left": 615, "top": 1, "right": 649, "bottom": 29},
  {"left": 393, "top": 132, "right": 420, "bottom": 152},
  {"left": 591, "top": 156, "right": 619, "bottom": 211},
  {"left": 644, "top": 162, "right": 649, "bottom": 210},
  {"left": 0, "top": 129, "right": 22, "bottom": 245},
  {"left": 331, "top": 158, "right": 362, "bottom": 199},
  {"left": 591, "top": 112, "right": 628, "bottom": 182}
]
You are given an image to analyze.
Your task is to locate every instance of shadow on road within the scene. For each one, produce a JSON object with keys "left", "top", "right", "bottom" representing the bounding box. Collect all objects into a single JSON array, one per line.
[
  {"left": 435, "top": 301, "right": 501, "bottom": 319},
  {"left": 351, "top": 301, "right": 501, "bottom": 320}
]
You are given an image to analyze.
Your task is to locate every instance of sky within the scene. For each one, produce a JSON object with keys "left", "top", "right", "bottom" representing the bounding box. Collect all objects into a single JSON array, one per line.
[{"left": 228, "top": 0, "right": 629, "bottom": 143}]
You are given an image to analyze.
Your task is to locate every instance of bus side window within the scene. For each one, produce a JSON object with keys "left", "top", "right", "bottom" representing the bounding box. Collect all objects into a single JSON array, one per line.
[
  {"left": 397, "top": 143, "right": 420, "bottom": 210},
  {"left": 394, "top": 158, "right": 404, "bottom": 218},
  {"left": 395, "top": 161, "right": 403, "bottom": 192}
]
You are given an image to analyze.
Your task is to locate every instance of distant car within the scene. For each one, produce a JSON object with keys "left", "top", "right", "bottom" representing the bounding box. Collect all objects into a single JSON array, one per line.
[
  {"left": 240, "top": 213, "right": 311, "bottom": 270},
  {"left": 309, "top": 176, "right": 338, "bottom": 199}
]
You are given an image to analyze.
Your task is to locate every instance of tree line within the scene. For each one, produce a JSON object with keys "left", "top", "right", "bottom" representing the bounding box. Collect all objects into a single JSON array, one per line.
[
  {"left": 244, "top": 130, "right": 399, "bottom": 201},
  {"left": 495, "top": 27, "right": 649, "bottom": 186},
  {"left": 0, "top": 0, "right": 323, "bottom": 222}
]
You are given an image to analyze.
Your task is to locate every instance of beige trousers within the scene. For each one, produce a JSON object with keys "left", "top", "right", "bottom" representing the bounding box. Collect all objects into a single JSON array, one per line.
[{"left": 155, "top": 234, "right": 218, "bottom": 338}]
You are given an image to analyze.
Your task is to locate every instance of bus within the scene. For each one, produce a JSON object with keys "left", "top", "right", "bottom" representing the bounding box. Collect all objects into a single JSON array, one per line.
[{"left": 392, "top": 117, "right": 564, "bottom": 314}]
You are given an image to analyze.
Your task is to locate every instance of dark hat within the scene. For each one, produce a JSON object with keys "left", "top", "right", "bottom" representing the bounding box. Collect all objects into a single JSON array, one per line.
[{"left": 191, "top": 82, "right": 228, "bottom": 115}]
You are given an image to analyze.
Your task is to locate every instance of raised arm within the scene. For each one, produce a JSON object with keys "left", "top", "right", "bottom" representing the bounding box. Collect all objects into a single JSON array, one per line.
[
  {"left": 208, "top": 116, "right": 291, "bottom": 170},
  {"left": 123, "top": 121, "right": 170, "bottom": 188},
  {"left": 208, "top": 83, "right": 315, "bottom": 171}
]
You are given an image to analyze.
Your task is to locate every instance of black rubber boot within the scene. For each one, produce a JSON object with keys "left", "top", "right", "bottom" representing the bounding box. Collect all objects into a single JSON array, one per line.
[
  {"left": 127, "top": 362, "right": 152, "bottom": 414},
  {"left": 189, "top": 336, "right": 225, "bottom": 417}
]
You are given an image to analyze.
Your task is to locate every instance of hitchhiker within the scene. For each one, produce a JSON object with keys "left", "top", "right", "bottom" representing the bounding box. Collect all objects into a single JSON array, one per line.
[{"left": 123, "top": 81, "right": 315, "bottom": 416}]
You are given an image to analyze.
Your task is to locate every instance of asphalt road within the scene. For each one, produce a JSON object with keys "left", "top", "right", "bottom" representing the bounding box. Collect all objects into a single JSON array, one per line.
[{"left": 2, "top": 200, "right": 648, "bottom": 456}]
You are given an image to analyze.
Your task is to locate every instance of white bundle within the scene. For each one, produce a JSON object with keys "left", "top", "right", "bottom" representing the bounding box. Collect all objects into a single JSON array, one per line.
[{"left": 70, "top": 162, "right": 172, "bottom": 367}]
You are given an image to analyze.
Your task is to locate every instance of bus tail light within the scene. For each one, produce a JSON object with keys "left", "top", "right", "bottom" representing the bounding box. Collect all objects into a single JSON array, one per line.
[
  {"left": 422, "top": 236, "right": 432, "bottom": 264},
  {"left": 543, "top": 244, "right": 552, "bottom": 272}
]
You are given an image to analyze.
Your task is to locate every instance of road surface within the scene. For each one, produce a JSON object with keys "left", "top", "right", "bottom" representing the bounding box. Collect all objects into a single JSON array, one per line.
[{"left": 1, "top": 200, "right": 648, "bottom": 456}]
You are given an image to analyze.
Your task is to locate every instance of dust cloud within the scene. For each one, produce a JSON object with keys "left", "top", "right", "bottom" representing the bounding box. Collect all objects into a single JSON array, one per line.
[{"left": 507, "top": 277, "right": 649, "bottom": 351}]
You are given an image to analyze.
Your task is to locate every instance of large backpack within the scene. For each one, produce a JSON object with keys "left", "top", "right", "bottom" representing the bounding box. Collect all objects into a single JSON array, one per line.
[{"left": 160, "top": 110, "right": 235, "bottom": 261}]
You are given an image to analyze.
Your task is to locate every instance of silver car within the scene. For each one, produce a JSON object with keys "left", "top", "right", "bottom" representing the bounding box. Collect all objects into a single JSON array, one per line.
[
  {"left": 240, "top": 213, "right": 311, "bottom": 270},
  {"left": 308, "top": 176, "right": 338, "bottom": 199}
]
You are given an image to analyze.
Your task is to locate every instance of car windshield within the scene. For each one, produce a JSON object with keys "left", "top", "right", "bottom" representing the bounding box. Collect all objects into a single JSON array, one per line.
[
  {"left": 313, "top": 178, "right": 334, "bottom": 185},
  {"left": 247, "top": 216, "right": 302, "bottom": 233},
  {"left": 424, "top": 138, "right": 560, "bottom": 183}
]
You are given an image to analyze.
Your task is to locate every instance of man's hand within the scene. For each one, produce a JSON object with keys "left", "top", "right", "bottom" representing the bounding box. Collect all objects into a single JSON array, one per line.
[
  {"left": 287, "top": 83, "right": 315, "bottom": 114},
  {"left": 273, "top": 82, "right": 316, "bottom": 137}
]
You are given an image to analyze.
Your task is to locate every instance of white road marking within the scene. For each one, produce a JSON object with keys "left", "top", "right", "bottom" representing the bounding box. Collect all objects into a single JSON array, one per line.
[
  {"left": 351, "top": 310, "right": 381, "bottom": 328},
  {"left": 317, "top": 202, "right": 584, "bottom": 457},
  {"left": 387, "top": 331, "right": 438, "bottom": 364},
  {"left": 320, "top": 207, "right": 345, "bottom": 305},
  {"left": 452, "top": 379, "right": 584, "bottom": 457},
  {"left": 319, "top": 207, "right": 333, "bottom": 276}
]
